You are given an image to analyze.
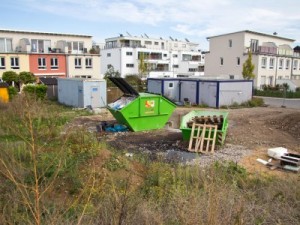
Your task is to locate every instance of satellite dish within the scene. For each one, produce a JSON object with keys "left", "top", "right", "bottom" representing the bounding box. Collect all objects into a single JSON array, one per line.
[
  {"left": 144, "top": 33, "right": 149, "bottom": 38},
  {"left": 126, "top": 31, "right": 132, "bottom": 36},
  {"left": 169, "top": 36, "right": 174, "bottom": 41}
]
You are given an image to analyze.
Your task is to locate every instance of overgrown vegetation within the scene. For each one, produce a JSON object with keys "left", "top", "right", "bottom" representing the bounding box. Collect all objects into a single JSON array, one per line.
[{"left": 0, "top": 96, "right": 299, "bottom": 224}]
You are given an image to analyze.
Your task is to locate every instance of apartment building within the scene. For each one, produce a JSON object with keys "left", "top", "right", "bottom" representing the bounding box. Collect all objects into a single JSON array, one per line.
[
  {"left": 204, "top": 30, "right": 300, "bottom": 89},
  {"left": 0, "top": 29, "right": 100, "bottom": 79},
  {"left": 101, "top": 34, "right": 205, "bottom": 78}
]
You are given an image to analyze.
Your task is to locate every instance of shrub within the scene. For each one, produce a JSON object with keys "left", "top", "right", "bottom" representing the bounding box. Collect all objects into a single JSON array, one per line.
[
  {"left": 7, "top": 86, "right": 18, "bottom": 100},
  {"left": 23, "top": 84, "right": 47, "bottom": 99}
]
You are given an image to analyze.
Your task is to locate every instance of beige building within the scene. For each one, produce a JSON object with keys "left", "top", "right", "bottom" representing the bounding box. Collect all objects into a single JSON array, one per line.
[
  {"left": 205, "top": 30, "right": 300, "bottom": 89},
  {"left": 0, "top": 29, "right": 101, "bottom": 79}
]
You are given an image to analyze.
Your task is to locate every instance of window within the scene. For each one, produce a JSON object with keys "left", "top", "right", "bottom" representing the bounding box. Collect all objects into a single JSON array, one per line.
[
  {"left": 0, "top": 57, "right": 5, "bottom": 69},
  {"left": 75, "top": 58, "right": 82, "bottom": 68},
  {"left": 173, "top": 54, "right": 178, "bottom": 58},
  {"left": 107, "top": 53, "right": 111, "bottom": 57},
  {"left": 51, "top": 57, "right": 58, "bottom": 69},
  {"left": 250, "top": 39, "right": 259, "bottom": 52},
  {"left": 0, "top": 38, "right": 13, "bottom": 52},
  {"left": 10, "top": 57, "right": 19, "bottom": 69},
  {"left": 237, "top": 57, "right": 240, "bottom": 65},
  {"left": 154, "top": 42, "right": 159, "bottom": 45},
  {"left": 229, "top": 39, "right": 232, "bottom": 47},
  {"left": 145, "top": 41, "right": 152, "bottom": 45},
  {"left": 38, "top": 58, "right": 46, "bottom": 69},
  {"left": 126, "top": 52, "right": 132, "bottom": 56},
  {"left": 293, "top": 60, "right": 298, "bottom": 70},
  {"left": 163, "top": 54, "right": 167, "bottom": 57},
  {"left": 168, "top": 82, "right": 174, "bottom": 89},
  {"left": 182, "top": 54, "right": 192, "bottom": 61},
  {"left": 85, "top": 58, "right": 92, "bottom": 68},
  {"left": 269, "top": 58, "right": 274, "bottom": 69},
  {"left": 189, "top": 68, "right": 197, "bottom": 72},
  {"left": 126, "top": 64, "right": 134, "bottom": 68},
  {"left": 220, "top": 57, "right": 224, "bottom": 65},
  {"left": 286, "top": 59, "right": 290, "bottom": 70},
  {"left": 261, "top": 57, "right": 267, "bottom": 68},
  {"left": 67, "top": 41, "right": 84, "bottom": 53},
  {"left": 279, "top": 59, "right": 283, "bottom": 69},
  {"left": 31, "top": 39, "right": 51, "bottom": 53},
  {"left": 173, "top": 64, "right": 179, "bottom": 68},
  {"left": 229, "top": 75, "right": 235, "bottom": 79}
]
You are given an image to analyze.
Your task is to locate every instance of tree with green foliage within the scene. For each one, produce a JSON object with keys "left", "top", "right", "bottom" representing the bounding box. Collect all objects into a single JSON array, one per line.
[
  {"left": 104, "top": 66, "right": 121, "bottom": 78},
  {"left": 138, "top": 52, "right": 147, "bottom": 78},
  {"left": 2, "top": 71, "right": 19, "bottom": 86},
  {"left": 19, "top": 71, "right": 36, "bottom": 84},
  {"left": 242, "top": 50, "right": 255, "bottom": 80},
  {"left": 104, "top": 66, "right": 121, "bottom": 87}
]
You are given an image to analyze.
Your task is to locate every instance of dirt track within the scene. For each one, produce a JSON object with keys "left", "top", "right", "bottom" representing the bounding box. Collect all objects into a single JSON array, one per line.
[{"left": 73, "top": 106, "right": 300, "bottom": 173}]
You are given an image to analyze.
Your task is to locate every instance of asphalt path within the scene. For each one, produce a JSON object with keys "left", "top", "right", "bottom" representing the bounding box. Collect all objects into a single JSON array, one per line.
[{"left": 255, "top": 96, "right": 300, "bottom": 109}]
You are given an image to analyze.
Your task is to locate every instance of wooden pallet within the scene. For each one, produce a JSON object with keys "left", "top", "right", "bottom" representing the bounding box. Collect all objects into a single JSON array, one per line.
[{"left": 188, "top": 122, "right": 218, "bottom": 153}]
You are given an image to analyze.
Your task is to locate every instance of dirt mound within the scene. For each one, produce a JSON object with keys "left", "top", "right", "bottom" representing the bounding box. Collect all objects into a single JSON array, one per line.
[{"left": 268, "top": 113, "right": 300, "bottom": 139}]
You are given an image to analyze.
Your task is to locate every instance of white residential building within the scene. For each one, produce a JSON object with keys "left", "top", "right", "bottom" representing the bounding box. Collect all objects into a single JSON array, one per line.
[
  {"left": 204, "top": 30, "right": 300, "bottom": 89},
  {"left": 101, "top": 34, "right": 205, "bottom": 78}
]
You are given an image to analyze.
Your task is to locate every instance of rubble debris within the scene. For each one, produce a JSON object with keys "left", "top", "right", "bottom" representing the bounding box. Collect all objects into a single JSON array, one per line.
[{"left": 257, "top": 147, "right": 300, "bottom": 172}]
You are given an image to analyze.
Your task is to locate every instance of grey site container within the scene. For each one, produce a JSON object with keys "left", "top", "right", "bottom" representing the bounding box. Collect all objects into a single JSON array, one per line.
[
  {"left": 147, "top": 78, "right": 253, "bottom": 108},
  {"left": 57, "top": 78, "right": 107, "bottom": 108}
]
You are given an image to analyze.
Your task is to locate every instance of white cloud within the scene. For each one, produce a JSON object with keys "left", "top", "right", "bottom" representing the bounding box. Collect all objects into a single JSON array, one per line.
[{"left": 10, "top": 0, "right": 300, "bottom": 48}]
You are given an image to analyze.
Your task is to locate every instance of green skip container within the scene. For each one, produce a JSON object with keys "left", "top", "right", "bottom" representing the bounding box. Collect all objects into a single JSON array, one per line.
[
  {"left": 180, "top": 110, "right": 229, "bottom": 145},
  {"left": 107, "top": 78, "right": 176, "bottom": 132}
]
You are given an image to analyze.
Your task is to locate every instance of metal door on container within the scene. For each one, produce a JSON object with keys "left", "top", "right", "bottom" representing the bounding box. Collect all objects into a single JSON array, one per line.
[
  {"left": 91, "top": 86, "right": 101, "bottom": 108},
  {"left": 78, "top": 86, "right": 84, "bottom": 108},
  {"left": 208, "top": 84, "right": 217, "bottom": 107}
]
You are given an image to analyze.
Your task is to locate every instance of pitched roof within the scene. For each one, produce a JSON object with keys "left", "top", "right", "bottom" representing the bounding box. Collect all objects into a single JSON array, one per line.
[{"left": 39, "top": 77, "right": 57, "bottom": 85}]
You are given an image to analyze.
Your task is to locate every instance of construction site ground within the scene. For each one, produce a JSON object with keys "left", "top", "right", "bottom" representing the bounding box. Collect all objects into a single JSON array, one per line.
[{"left": 72, "top": 106, "right": 300, "bottom": 175}]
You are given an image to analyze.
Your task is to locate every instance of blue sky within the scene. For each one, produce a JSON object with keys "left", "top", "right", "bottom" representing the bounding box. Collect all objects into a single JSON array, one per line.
[{"left": 1, "top": 0, "right": 300, "bottom": 50}]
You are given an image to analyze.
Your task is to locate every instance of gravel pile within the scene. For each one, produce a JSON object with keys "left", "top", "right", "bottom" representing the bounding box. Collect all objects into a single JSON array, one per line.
[{"left": 185, "top": 144, "right": 253, "bottom": 167}]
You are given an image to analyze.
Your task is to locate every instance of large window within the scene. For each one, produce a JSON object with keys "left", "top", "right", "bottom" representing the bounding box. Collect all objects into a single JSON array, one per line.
[
  {"left": 250, "top": 39, "right": 259, "bottom": 52},
  {"left": 31, "top": 39, "right": 51, "bottom": 53},
  {"left": 67, "top": 41, "right": 84, "bottom": 53},
  {"left": 75, "top": 58, "right": 82, "bottom": 68},
  {"left": 269, "top": 58, "right": 274, "bottom": 69},
  {"left": 38, "top": 58, "right": 46, "bottom": 69},
  {"left": 0, "top": 57, "right": 5, "bottom": 69},
  {"left": 85, "top": 58, "right": 92, "bottom": 68},
  {"left": 261, "top": 57, "right": 267, "bottom": 68},
  {"left": 182, "top": 54, "right": 192, "bottom": 61},
  {"left": 51, "top": 57, "right": 58, "bottom": 69},
  {"left": 10, "top": 57, "right": 19, "bottom": 69},
  {"left": 0, "top": 38, "right": 13, "bottom": 52},
  {"left": 126, "top": 52, "right": 132, "bottom": 56}
]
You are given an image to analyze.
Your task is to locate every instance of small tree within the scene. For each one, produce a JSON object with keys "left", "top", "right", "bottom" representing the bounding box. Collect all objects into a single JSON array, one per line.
[
  {"left": 104, "top": 66, "right": 121, "bottom": 78},
  {"left": 2, "top": 71, "right": 19, "bottom": 86},
  {"left": 138, "top": 52, "right": 147, "bottom": 78},
  {"left": 242, "top": 50, "right": 255, "bottom": 80},
  {"left": 19, "top": 71, "right": 36, "bottom": 84}
]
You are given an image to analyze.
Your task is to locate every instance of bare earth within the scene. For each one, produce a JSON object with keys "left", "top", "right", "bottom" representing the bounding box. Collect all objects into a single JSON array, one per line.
[{"left": 73, "top": 106, "right": 300, "bottom": 175}]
